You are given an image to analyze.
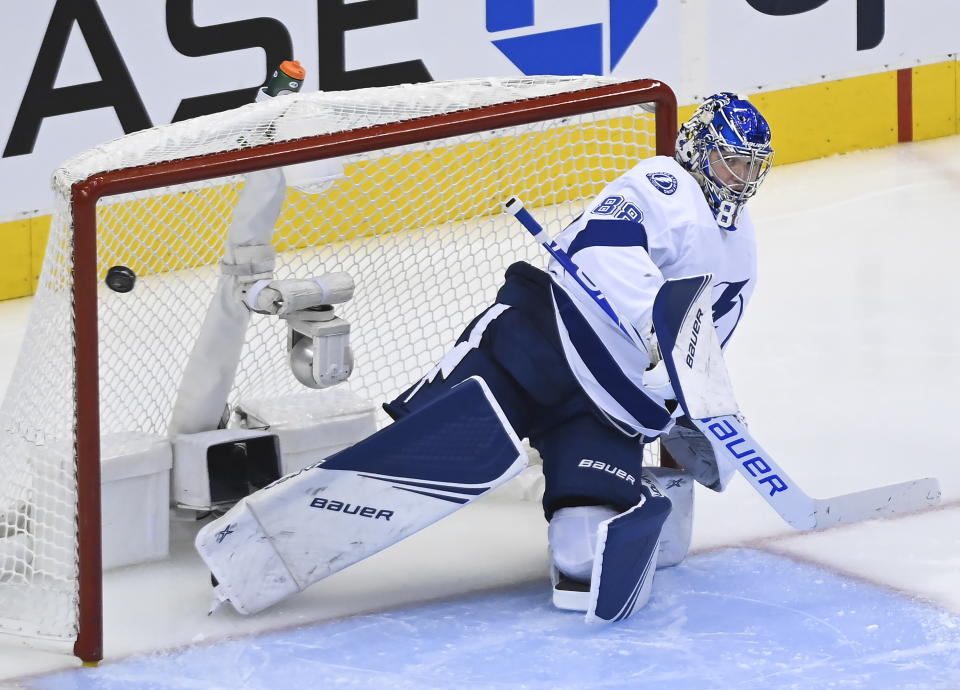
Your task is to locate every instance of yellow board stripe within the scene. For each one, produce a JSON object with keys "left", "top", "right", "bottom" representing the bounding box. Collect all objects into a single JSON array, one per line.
[
  {"left": 749, "top": 71, "right": 899, "bottom": 165},
  {"left": 0, "top": 217, "right": 31, "bottom": 299},
  {"left": 913, "top": 60, "right": 958, "bottom": 141}
]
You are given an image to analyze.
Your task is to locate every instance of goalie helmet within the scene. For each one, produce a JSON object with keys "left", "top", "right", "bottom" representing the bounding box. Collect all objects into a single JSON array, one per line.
[{"left": 676, "top": 92, "right": 773, "bottom": 230}]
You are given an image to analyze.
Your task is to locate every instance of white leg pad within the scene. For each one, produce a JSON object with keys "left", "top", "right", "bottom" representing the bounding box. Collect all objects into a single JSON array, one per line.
[
  {"left": 548, "top": 506, "right": 618, "bottom": 582},
  {"left": 587, "top": 476, "right": 672, "bottom": 622},
  {"left": 201, "top": 501, "right": 299, "bottom": 614},
  {"left": 645, "top": 467, "right": 695, "bottom": 568},
  {"left": 196, "top": 377, "right": 527, "bottom": 614},
  {"left": 548, "top": 506, "right": 617, "bottom": 612}
]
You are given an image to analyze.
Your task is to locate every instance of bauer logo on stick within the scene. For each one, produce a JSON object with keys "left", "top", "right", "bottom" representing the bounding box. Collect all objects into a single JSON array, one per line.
[{"left": 703, "top": 418, "right": 788, "bottom": 496}]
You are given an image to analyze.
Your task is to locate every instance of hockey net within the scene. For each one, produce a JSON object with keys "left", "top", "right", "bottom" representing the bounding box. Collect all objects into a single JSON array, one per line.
[{"left": 0, "top": 76, "right": 675, "bottom": 660}]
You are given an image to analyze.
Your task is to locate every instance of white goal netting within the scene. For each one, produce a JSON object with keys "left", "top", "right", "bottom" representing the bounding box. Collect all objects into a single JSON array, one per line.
[{"left": 0, "top": 76, "right": 665, "bottom": 644}]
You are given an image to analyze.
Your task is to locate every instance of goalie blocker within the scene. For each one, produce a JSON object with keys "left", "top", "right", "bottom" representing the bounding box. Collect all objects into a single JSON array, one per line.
[
  {"left": 651, "top": 274, "right": 941, "bottom": 528},
  {"left": 195, "top": 377, "right": 526, "bottom": 614}
]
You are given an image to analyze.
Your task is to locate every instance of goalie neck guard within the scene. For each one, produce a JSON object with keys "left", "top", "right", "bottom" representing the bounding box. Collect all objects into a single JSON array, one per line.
[{"left": 675, "top": 92, "right": 773, "bottom": 230}]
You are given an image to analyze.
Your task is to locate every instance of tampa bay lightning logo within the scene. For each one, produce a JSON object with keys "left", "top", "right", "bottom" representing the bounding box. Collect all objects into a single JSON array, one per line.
[
  {"left": 712, "top": 280, "right": 749, "bottom": 348},
  {"left": 485, "top": 1, "right": 658, "bottom": 75},
  {"left": 646, "top": 172, "right": 677, "bottom": 195}
]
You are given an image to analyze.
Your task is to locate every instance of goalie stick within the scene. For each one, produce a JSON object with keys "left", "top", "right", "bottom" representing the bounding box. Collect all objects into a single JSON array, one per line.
[
  {"left": 503, "top": 197, "right": 649, "bottom": 353},
  {"left": 504, "top": 197, "right": 941, "bottom": 530}
]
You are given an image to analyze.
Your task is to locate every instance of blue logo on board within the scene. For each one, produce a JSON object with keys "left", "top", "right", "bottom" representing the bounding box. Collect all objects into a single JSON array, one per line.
[
  {"left": 646, "top": 172, "right": 677, "bottom": 195},
  {"left": 486, "top": 1, "right": 658, "bottom": 76}
]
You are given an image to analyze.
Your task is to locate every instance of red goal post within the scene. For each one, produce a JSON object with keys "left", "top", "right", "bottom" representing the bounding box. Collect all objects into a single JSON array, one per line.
[{"left": 3, "top": 77, "right": 676, "bottom": 663}]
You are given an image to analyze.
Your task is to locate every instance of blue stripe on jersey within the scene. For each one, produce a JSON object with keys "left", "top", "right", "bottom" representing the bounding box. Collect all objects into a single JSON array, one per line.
[
  {"left": 551, "top": 284, "right": 672, "bottom": 432},
  {"left": 566, "top": 219, "right": 649, "bottom": 259}
]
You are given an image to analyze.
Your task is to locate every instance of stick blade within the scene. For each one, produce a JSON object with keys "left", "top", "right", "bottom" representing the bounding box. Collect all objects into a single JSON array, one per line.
[{"left": 813, "top": 477, "right": 941, "bottom": 529}]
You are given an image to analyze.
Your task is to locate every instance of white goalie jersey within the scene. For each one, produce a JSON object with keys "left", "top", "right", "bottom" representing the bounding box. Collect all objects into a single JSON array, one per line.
[{"left": 548, "top": 155, "right": 758, "bottom": 437}]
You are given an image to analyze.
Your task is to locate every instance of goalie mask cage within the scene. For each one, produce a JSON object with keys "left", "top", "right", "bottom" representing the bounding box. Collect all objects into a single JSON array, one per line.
[{"left": 0, "top": 76, "right": 676, "bottom": 662}]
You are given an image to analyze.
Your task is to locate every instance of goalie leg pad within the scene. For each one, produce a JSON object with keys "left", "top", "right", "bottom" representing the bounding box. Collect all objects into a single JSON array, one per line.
[
  {"left": 195, "top": 376, "right": 527, "bottom": 614},
  {"left": 548, "top": 505, "right": 618, "bottom": 583},
  {"left": 548, "top": 469, "right": 692, "bottom": 611},
  {"left": 587, "top": 476, "right": 672, "bottom": 623},
  {"left": 548, "top": 505, "right": 617, "bottom": 612},
  {"left": 645, "top": 467, "right": 694, "bottom": 568},
  {"left": 548, "top": 475, "right": 674, "bottom": 618}
]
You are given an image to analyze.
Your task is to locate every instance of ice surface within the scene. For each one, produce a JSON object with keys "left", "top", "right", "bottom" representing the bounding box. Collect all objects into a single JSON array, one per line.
[
  {"left": 1, "top": 134, "right": 959, "bottom": 686},
  {"left": 25, "top": 549, "right": 960, "bottom": 690}
]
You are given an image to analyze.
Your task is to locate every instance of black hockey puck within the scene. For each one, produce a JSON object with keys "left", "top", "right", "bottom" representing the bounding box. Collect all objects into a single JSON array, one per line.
[{"left": 105, "top": 265, "right": 136, "bottom": 293}]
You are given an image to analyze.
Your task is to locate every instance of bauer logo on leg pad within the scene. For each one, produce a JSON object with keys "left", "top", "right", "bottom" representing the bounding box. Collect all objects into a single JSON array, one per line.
[
  {"left": 578, "top": 459, "right": 635, "bottom": 485},
  {"left": 309, "top": 497, "right": 394, "bottom": 520}
]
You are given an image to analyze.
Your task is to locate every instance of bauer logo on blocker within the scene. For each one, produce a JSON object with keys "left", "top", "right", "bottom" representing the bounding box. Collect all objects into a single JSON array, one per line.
[{"left": 486, "top": 1, "right": 658, "bottom": 75}]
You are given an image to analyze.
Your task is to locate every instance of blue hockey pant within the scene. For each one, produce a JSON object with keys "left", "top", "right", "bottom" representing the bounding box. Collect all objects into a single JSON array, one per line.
[{"left": 385, "top": 263, "right": 647, "bottom": 518}]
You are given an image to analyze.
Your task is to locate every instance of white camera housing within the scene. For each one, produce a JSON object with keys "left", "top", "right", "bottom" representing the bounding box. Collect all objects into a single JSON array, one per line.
[
  {"left": 286, "top": 308, "right": 353, "bottom": 389},
  {"left": 241, "top": 272, "right": 356, "bottom": 389},
  {"left": 244, "top": 272, "right": 354, "bottom": 316}
]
